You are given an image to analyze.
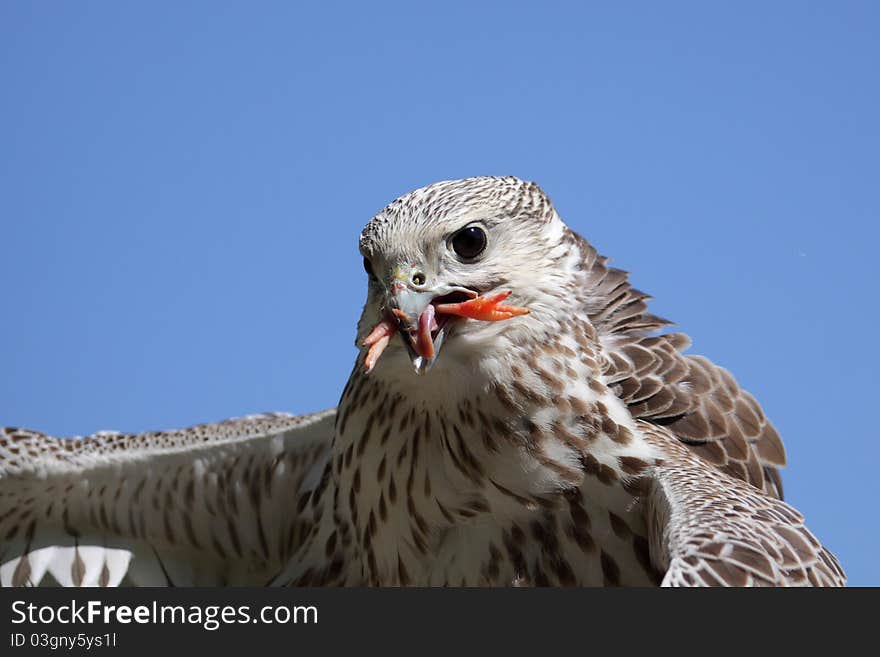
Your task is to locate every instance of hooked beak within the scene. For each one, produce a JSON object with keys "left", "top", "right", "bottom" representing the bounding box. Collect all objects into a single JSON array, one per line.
[{"left": 387, "top": 280, "right": 477, "bottom": 374}]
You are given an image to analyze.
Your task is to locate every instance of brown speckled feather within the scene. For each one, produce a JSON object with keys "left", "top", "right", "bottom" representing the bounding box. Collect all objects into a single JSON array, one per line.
[
  {"left": 640, "top": 422, "right": 845, "bottom": 586},
  {"left": 572, "top": 233, "right": 786, "bottom": 498}
]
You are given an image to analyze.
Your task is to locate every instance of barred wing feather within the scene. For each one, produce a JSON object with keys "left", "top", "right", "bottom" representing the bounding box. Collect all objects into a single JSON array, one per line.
[{"left": 0, "top": 410, "right": 334, "bottom": 586}]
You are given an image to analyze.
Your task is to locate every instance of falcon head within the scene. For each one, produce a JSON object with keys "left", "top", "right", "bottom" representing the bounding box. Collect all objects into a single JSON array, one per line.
[{"left": 357, "top": 176, "right": 575, "bottom": 376}]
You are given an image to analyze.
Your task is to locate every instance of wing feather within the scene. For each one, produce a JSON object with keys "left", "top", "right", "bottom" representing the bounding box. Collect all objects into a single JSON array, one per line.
[
  {"left": 639, "top": 422, "right": 845, "bottom": 587},
  {"left": 0, "top": 410, "right": 334, "bottom": 586},
  {"left": 571, "top": 230, "right": 786, "bottom": 498}
]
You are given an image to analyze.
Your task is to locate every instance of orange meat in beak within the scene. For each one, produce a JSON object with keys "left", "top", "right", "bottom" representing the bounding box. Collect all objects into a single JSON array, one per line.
[
  {"left": 362, "top": 318, "right": 396, "bottom": 373},
  {"left": 415, "top": 303, "right": 436, "bottom": 361},
  {"left": 362, "top": 291, "right": 529, "bottom": 373},
  {"left": 433, "top": 291, "right": 530, "bottom": 322}
]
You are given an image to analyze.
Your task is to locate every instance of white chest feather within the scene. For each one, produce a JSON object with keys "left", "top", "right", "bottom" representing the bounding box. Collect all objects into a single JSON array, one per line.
[{"left": 319, "top": 328, "right": 663, "bottom": 586}]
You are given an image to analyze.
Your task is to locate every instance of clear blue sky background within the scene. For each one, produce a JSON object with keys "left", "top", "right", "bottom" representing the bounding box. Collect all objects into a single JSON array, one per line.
[{"left": 2, "top": 2, "right": 877, "bottom": 585}]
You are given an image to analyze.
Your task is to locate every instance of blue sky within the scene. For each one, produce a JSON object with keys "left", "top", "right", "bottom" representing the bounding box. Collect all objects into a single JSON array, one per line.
[{"left": 1, "top": 2, "right": 877, "bottom": 585}]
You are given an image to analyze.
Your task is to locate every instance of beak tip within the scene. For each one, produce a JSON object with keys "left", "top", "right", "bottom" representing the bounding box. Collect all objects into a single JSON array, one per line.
[{"left": 412, "top": 356, "right": 435, "bottom": 375}]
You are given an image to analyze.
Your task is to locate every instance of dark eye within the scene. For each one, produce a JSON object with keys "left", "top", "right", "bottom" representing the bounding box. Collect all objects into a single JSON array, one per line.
[
  {"left": 363, "top": 257, "right": 376, "bottom": 280},
  {"left": 450, "top": 226, "right": 487, "bottom": 260}
]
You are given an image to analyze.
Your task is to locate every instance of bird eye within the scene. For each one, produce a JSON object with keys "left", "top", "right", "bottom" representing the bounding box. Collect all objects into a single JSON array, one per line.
[
  {"left": 450, "top": 226, "right": 487, "bottom": 260},
  {"left": 363, "top": 257, "right": 376, "bottom": 280}
]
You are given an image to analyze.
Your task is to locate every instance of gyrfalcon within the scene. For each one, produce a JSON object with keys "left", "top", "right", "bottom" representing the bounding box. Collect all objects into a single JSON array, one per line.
[{"left": 0, "top": 176, "right": 845, "bottom": 587}]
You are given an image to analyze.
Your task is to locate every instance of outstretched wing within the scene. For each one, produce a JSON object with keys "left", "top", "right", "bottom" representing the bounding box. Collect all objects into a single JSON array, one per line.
[
  {"left": 572, "top": 232, "right": 786, "bottom": 498},
  {"left": 639, "top": 422, "right": 845, "bottom": 587},
  {"left": 0, "top": 409, "right": 334, "bottom": 586}
]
